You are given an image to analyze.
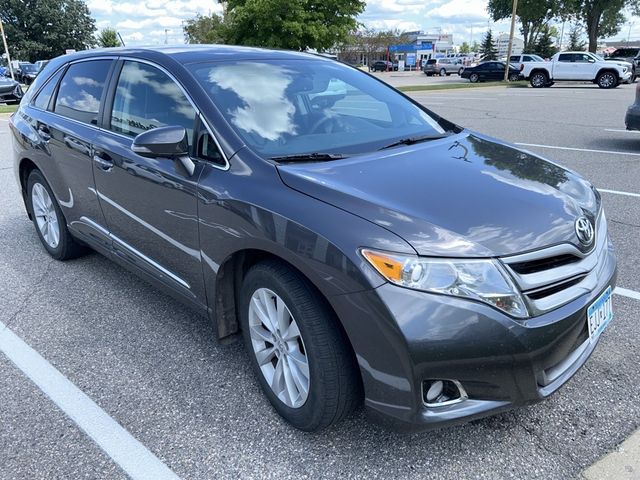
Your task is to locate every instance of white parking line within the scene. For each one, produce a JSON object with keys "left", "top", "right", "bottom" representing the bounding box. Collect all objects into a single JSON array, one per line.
[
  {"left": 599, "top": 188, "right": 640, "bottom": 198},
  {"left": 604, "top": 129, "right": 640, "bottom": 134},
  {"left": 0, "top": 320, "right": 180, "bottom": 480},
  {"left": 516, "top": 143, "right": 640, "bottom": 157},
  {"left": 615, "top": 287, "right": 640, "bottom": 301}
]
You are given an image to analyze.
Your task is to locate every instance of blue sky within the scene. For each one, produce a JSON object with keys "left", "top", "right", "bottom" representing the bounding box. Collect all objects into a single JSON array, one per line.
[{"left": 87, "top": 0, "right": 639, "bottom": 47}]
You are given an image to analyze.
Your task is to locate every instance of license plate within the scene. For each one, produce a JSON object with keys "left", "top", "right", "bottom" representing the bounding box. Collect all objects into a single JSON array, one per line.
[{"left": 587, "top": 286, "right": 613, "bottom": 341}]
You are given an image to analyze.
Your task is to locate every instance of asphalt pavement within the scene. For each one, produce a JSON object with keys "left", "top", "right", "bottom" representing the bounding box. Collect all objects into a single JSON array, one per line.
[{"left": 0, "top": 83, "right": 639, "bottom": 479}]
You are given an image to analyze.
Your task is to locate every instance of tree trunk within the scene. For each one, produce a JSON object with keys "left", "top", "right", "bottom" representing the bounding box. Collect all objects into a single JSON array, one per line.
[
  {"left": 521, "top": 23, "right": 530, "bottom": 51},
  {"left": 586, "top": 9, "right": 601, "bottom": 53}
]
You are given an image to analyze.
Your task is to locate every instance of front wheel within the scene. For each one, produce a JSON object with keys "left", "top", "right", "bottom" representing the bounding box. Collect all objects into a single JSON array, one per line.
[
  {"left": 458, "top": 68, "right": 464, "bottom": 76},
  {"left": 240, "top": 261, "right": 361, "bottom": 431},
  {"left": 597, "top": 71, "right": 618, "bottom": 89},
  {"left": 469, "top": 73, "right": 479, "bottom": 83},
  {"left": 509, "top": 73, "right": 520, "bottom": 82}
]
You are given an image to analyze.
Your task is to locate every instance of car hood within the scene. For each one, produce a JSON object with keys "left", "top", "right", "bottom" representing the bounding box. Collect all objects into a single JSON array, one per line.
[{"left": 277, "top": 132, "right": 599, "bottom": 257}]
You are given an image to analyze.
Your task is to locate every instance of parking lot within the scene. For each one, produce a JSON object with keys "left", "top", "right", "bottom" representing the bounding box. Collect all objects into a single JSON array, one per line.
[{"left": 1, "top": 83, "right": 639, "bottom": 479}]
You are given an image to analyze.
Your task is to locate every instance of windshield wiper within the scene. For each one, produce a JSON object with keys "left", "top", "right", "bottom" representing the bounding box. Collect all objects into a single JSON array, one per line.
[
  {"left": 378, "top": 132, "right": 453, "bottom": 151},
  {"left": 269, "top": 152, "right": 348, "bottom": 163}
]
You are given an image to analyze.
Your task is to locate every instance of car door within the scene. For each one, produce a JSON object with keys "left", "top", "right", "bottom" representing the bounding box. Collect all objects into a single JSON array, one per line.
[
  {"left": 573, "top": 53, "right": 598, "bottom": 79},
  {"left": 92, "top": 59, "right": 206, "bottom": 308},
  {"left": 553, "top": 53, "right": 574, "bottom": 79},
  {"left": 38, "top": 59, "right": 115, "bottom": 250}
]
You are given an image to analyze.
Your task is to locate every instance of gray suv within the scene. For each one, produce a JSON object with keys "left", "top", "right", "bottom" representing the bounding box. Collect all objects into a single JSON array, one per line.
[
  {"left": 423, "top": 58, "right": 464, "bottom": 76},
  {"left": 11, "top": 46, "right": 616, "bottom": 432}
]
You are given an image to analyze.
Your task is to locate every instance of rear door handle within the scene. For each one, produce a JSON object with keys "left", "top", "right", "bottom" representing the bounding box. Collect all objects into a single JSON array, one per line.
[
  {"left": 93, "top": 151, "right": 114, "bottom": 171},
  {"left": 37, "top": 123, "right": 50, "bottom": 142}
]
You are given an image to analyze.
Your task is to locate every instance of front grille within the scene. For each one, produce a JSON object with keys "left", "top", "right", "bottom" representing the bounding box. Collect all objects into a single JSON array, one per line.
[
  {"left": 509, "top": 253, "right": 580, "bottom": 275},
  {"left": 501, "top": 212, "right": 608, "bottom": 315}
]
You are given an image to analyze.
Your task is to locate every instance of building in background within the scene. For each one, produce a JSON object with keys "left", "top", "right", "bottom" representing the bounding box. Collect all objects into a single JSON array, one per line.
[{"left": 496, "top": 33, "right": 524, "bottom": 57}]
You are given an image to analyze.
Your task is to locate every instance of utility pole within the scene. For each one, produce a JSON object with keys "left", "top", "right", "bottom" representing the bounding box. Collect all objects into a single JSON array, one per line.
[
  {"left": 503, "top": 0, "right": 518, "bottom": 82},
  {"left": 0, "top": 16, "right": 15, "bottom": 81}
]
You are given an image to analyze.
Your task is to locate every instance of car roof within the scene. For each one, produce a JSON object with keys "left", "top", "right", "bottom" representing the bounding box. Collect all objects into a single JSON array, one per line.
[{"left": 56, "top": 44, "right": 326, "bottom": 65}]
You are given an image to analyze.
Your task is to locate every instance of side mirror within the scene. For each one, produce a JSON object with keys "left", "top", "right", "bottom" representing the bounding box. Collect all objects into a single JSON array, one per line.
[
  {"left": 131, "top": 125, "right": 196, "bottom": 176},
  {"left": 132, "top": 125, "right": 188, "bottom": 158},
  {"left": 588, "top": 58, "right": 596, "bottom": 63}
]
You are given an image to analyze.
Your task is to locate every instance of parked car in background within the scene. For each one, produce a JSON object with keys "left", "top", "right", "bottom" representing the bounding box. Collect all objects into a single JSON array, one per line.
[
  {"left": 19, "top": 63, "right": 40, "bottom": 85},
  {"left": 35, "top": 60, "right": 50, "bottom": 72},
  {"left": 11, "top": 46, "right": 616, "bottom": 433},
  {"left": 0, "top": 76, "right": 23, "bottom": 104},
  {"left": 605, "top": 57, "right": 635, "bottom": 83},
  {"left": 461, "top": 61, "right": 520, "bottom": 82},
  {"left": 626, "top": 81, "right": 640, "bottom": 129},
  {"left": 607, "top": 47, "right": 640, "bottom": 82},
  {"left": 521, "top": 52, "right": 631, "bottom": 88},
  {"left": 370, "top": 60, "right": 397, "bottom": 72},
  {"left": 509, "top": 54, "right": 545, "bottom": 64},
  {"left": 423, "top": 58, "right": 464, "bottom": 76}
]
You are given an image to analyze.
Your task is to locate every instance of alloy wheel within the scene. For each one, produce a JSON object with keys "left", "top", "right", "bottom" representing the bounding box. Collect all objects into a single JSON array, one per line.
[
  {"left": 599, "top": 73, "right": 615, "bottom": 88},
  {"left": 248, "top": 288, "right": 310, "bottom": 408},
  {"left": 31, "top": 182, "right": 60, "bottom": 248},
  {"left": 531, "top": 73, "right": 546, "bottom": 87}
]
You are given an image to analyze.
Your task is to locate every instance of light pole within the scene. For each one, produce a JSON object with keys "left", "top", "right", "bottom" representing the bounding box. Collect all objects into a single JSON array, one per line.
[
  {"left": 503, "top": 0, "right": 518, "bottom": 82},
  {"left": 0, "top": 16, "right": 15, "bottom": 81}
]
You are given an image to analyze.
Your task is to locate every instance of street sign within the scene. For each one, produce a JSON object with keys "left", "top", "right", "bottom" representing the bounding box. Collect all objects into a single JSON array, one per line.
[{"left": 406, "top": 53, "right": 416, "bottom": 67}]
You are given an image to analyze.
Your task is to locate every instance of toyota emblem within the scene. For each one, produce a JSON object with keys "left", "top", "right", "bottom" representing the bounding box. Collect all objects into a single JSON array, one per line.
[{"left": 575, "top": 216, "right": 595, "bottom": 247}]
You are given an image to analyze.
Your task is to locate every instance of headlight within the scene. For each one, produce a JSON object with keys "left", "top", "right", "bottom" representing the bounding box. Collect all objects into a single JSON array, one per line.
[{"left": 361, "top": 249, "right": 529, "bottom": 318}]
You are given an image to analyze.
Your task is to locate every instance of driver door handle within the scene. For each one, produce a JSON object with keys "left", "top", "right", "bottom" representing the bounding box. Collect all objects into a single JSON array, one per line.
[{"left": 93, "top": 151, "right": 114, "bottom": 171}]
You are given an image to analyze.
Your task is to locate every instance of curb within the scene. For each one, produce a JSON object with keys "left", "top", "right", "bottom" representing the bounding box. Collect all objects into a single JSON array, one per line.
[{"left": 581, "top": 428, "right": 640, "bottom": 479}]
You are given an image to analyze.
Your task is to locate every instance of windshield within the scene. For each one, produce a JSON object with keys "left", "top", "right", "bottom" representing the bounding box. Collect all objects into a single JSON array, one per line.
[
  {"left": 22, "top": 64, "right": 38, "bottom": 72},
  {"left": 189, "top": 59, "right": 446, "bottom": 158}
]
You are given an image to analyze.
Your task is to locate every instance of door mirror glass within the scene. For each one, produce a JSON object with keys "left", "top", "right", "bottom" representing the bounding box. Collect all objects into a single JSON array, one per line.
[
  {"left": 132, "top": 125, "right": 189, "bottom": 158},
  {"left": 588, "top": 57, "right": 596, "bottom": 63}
]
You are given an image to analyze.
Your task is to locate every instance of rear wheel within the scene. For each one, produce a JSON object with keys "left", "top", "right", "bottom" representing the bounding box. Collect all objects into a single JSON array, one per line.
[
  {"left": 26, "top": 170, "right": 86, "bottom": 260},
  {"left": 509, "top": 73, "right": 520, "bottom": 82},
  {"left": 240, "top": 261, "right": 361, "bottom": 431},
  {"left": 439, "top": 68, "right": 446, "bottom": 77},
  {"left": 469, "top": 73, "right": 479, "bottom": 83},
  {"left": 597, "top": 71, "right": 617, "bottom": 89},
  {"left": 530, "top": 71, "right": 547, "bottom": 88}
]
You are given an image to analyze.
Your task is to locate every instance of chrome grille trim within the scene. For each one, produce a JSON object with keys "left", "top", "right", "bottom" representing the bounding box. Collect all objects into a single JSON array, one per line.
[{"left": 501, "top": 211, "right": 607, "bottom": 315}]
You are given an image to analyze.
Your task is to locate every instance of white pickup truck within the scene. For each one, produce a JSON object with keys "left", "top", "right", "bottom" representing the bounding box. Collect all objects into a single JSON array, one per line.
[{"left": 520, "top": 51, "right": 632, "bottom": 89}]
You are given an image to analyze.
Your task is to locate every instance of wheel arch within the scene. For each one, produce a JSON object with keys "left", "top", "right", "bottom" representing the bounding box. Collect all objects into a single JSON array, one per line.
[
  {"left": 18, "top": 157, "right": 39, "bottom": 220},
  {"left": 596, "top": 68, "right": 619, "bottom": 80}
]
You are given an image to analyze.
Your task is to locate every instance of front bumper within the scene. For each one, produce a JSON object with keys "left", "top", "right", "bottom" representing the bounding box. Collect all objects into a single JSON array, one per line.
[{"left": 332, "top": 238, "right": 617, "bottom": 432}]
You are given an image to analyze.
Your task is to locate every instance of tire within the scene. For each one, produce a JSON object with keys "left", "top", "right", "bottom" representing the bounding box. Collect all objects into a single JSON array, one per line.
[
  {"left": 530, "top": 71, "right": 547, "bottom": 88},
  {"left": 596, "top": 71, "right": 617, "bottom": 89},
  {"left": 240, "top": 260, "right": 361, "bottom": 431},
  {"left": 509, "top": 73, "right": 520, "bottom": 82},
  {"left": 439, "top": 68, "right": 446, "bottom": 77},
  {"left": 469, "top": 73, "right": 479, "bottom": 83},
  {"left": 458, "top": 68, "right": 464, "bottom": 76},
  {"left": 26, "top": 170, "right": 86, "bottom": 260}
]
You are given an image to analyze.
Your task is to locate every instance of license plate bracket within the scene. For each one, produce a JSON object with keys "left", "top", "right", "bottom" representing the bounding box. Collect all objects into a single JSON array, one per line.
[{"left": 587, "top": 286, "right": 613, "bottom": 341}]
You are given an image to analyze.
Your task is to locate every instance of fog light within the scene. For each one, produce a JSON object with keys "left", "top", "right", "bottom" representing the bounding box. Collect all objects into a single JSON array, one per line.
[{"left": 422, "top": 379, "right": 468, "bottom": 407}]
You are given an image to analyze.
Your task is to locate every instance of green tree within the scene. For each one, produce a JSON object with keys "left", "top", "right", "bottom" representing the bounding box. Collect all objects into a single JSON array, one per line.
[
  {"left": 0, "top": 0, "right": 95, "bottom": 62},
  {"left": 567, "top": 23, "right": 586, "bottom": 50},
  {"left": 183, "top": 13, "right": 227, "bottom": 44},
  {"left": 459, "top": 41, "right": 470, "bottom": 54},
  {"left": 479, "top": 29, "right": 498, "bottom": 60},
  {"left": 224, "top": 0, "right": 365, "bottom": 50},
  {"left": 96, "top": 28, "right": 121, "bottom": 48},
  {"left": 532, "top": 25, "right": 558, "bottom": 58},
  {"left": 562, "top": 0, "right": 640, "bottom": 52},
  {"left": 488, "top": 0, "right": 560, "bottom": 51},
  {"left": 471, "top": 40, "right": 480, "bottom": 52}
]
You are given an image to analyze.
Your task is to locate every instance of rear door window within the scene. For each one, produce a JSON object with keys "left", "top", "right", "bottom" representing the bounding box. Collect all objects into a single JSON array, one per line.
[
  {"left": 558, "top": 54, "right": 573, "bottom": 62},
  {"left": 109, "top": 61, "right": 196, "bottom": 146},
  {"left": 53, "top": 60, "right": 112, "bottom": 125}
]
